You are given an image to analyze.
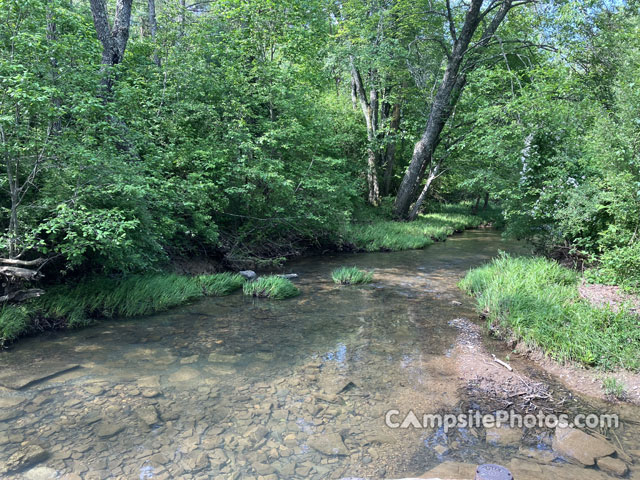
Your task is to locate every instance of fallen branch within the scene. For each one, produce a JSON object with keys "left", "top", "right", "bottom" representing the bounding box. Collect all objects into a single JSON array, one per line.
[
  {"left": 0, "top": 288, "right": 45, "bottom": 303},
  {"left": 492, "top": 354, "right": 513, "bottom": 371},
  {"left": 0, "top": 266, "right": 43, "bottom": 281},
  {"left": 0, "top": 257, "right": 46, "bottom": 267}
]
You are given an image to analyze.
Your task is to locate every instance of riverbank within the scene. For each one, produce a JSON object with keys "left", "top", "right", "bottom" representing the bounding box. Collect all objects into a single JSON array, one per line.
[
  {"left": 460, "top": 253, "right": 640, "bottom": 402},
  {"left": 0, "top": 203, "right": 497, "bottom": 346}
]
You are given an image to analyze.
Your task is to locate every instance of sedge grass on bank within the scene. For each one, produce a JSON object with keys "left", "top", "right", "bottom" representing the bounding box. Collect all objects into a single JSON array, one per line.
[
  {"left": 345, "top": 202, "right": 499, "bottom": 252},
  {"left": 0, "top": 273, "right": 245, "bottom": 346},
  {"left": 243, "top": 275, "right": 300, "bottom": 299},
  {"left": 332, "top": 266, "right": 373, "bottom": 285},
  {"left": 459, "top": 253, "right": 640, "bottom": 371}
]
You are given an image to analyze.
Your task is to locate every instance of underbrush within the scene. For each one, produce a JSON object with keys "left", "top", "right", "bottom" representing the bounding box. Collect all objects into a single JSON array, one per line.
[
  {"left": 332, "top": 266, "right": 373, "bottom": 285},
  {"left": 0, "top": 273, "right": 245, "bottom": 346},
  {"left": 459, "top": 253, "right": 640, "bottom": 371},
  {"left": 344, "top": 202, "right": 500, "bottom": 251},
  {"left": 242, "top": 275, "right": 300, "bottom": 299},
  {"left": 585, "top": 242, "right": 640, "bottom": 291}
]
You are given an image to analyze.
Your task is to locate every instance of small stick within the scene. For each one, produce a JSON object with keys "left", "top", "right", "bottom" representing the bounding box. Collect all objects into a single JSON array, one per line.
[{"left": 492, "top": 354, "right": 513, "bottom": 371}]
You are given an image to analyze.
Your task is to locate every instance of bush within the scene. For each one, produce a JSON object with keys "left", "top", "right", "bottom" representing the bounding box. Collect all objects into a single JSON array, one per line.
[
  {"left": 242, "top": 275, "right": 300, "bottom": 299},
  {"left": 587, "top": 243, "right": 640, "bottom": 290},
  {"left": 0, "top": 305, "right": 31, "bottom": 346},
  {"left": 460, "top": 253, "right": 640, "bottom": 371},
  {"left": 332, "top": 266, "right": 373, "bottom": 285}
]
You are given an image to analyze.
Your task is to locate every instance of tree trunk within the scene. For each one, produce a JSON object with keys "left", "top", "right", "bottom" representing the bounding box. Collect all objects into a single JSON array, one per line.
[
  {"left": 408, "top": 162, "right": 440, "bottom": 220},
  {"left": 148, "top": 0, "right": 160, "bottom": 66},
  {"left": 483, "top": 191, "right": 489, "bottom": 210},
  {"left": 382, "top": 102, "right": 401, "bottom": 196},
  {"left": 393, "top": 0, "right": 515, "bottom": 219},
  {"left": 350, "top": 60, "right": 381, "bottom": 206},
  {"left": 89, "top": 0, "right": 133, "bottom": 92}
]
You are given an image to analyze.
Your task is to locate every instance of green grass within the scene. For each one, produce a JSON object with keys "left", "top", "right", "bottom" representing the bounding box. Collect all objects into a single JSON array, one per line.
[
  {"left": 459, "top": 253, "right": 640, "bottom": 372},
  {"left": 332, "top": 266, "right": 373, "bottom": 285},
  {"left": 602, "top": 377, "right": 627, "bottom": 399},
  {"left": 344, "top": 202, "right": 499, "bottom": 252},
  {"left": 0, "top": 273, "right": 245, "bottom": 346},
  {"left": 242, "top": 275, "right": 300, "bottom": 299}
]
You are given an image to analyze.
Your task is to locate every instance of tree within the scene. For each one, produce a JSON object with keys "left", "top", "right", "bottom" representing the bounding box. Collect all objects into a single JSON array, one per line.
[
  {"left": 89, "top": 0, "right": 133, "bottom": 91},
  {"left": 393, "top": 0, "right": 529, "bottom": 219}
]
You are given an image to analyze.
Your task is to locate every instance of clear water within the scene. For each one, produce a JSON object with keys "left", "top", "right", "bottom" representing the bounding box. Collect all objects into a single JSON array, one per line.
[{"left": 0, "top": 230, "right": 638, "bottom": 479}]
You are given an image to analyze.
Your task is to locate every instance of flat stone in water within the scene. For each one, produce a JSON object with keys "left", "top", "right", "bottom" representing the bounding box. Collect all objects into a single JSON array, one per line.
[
  {"left": 24, "top": 466, "right": 58, "bottom": 480},
  {"left": 95, "top": 422, "right": 125, "bottom": 438},
  {"left": 0, "top": 364, "right": 80, "bottom": 390},
  {"left": 168, "top": 367, "right": 200, "bottom": 383},
  {"left": 307, "top": 433, "right": 349, "bottom": 456}
]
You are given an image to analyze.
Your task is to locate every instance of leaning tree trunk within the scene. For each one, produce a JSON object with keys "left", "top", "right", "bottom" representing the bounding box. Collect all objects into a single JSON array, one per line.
[
  {"left": 408, "top": 162, "right": 440, "bottom": 220},
  {"left": 382, "top": 102, "right": 401, "bottom": 196},
  {"left": 393, "top": 0, "right": 515, "bottom": 219}
]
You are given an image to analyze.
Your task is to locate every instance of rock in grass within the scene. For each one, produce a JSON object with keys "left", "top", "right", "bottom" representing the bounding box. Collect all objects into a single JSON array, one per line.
[
  {"left": 331, "top": 266, "right": 373, "bottom": 285},
  {"left": 239, "top": 270, "right": 257, "bottom": 280},
  {"left": 242, "top": 275, "right": 300, "bottom": 299}
]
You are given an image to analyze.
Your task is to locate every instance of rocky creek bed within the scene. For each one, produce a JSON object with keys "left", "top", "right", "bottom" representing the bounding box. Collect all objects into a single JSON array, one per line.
[{"left": 0, "top": 230, "right": 639, "bottom": 479}]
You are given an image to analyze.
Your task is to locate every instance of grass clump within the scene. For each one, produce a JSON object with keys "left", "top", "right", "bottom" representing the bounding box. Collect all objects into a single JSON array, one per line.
[
  {"left": 332, "top": 266, "right": 373, "bottom": 285},
  {"left": 459, "top": 253, "right": 640, "bottom": 371},
  {"left": 602, "top": 377, "right": 627, "bottom": 399},
  {"left": 0, "top": 272, "right": 246, "bottom": 346},
  {"left": 243, "top": 275, "right": 300, "bottom": 299},
  {"left": 344, "top": 202, "right": 499, "bottom": 252}
]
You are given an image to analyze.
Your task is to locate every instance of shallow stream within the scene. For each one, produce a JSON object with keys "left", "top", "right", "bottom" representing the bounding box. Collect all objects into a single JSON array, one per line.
[{"left": 0, "top": 230, "right": 638, "bottom": 479}]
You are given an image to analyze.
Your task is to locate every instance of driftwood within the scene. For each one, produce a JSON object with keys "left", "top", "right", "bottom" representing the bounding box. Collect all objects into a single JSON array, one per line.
[
  {"left": 492, "top": 354, "right": 513, "bottom": 371},
  {"left": 1, "top": 258, "right": 46, "bottom": 304},
  {"left": 0, "top": 257, "right": 46, "bottom": 267},
  {"left": 0, "top": 289, "right": 45, "bottom": 303}
]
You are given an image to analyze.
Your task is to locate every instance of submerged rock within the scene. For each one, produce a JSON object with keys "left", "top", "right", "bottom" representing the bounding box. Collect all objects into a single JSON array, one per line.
[
  {"left": 95, "top": 422, "right": 125, "bottom": 438},
  {"left": 1, "top": 444, "right": 48, "bottom": 474},
  {"left": 24, "top": 466, "right": 58, "bottom": 480},
  {"left": 168, "top": 367, "right": 200, "bottom": 384},
  {"left": 135, "top": 405, "right": 160, "bottom": 427},
  {"left": 552, "top": 426, "right": 616, "bottom": 465},
  {"left": 307, "top": 433, "right": 349, "bottom": 456}
]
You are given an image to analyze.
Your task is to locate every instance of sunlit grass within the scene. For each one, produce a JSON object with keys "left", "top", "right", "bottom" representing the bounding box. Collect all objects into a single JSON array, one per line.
[
  {"left": 332, "top": 266, "right": 373, "bottom": 285},
  {"left": 459, "top": 253, "right": 640, "bottom": 371},
  {"left": 0, "top": 273, "right": 246, "bottom": 345},
  {"left": 242, "top": 275, "right": 300, "bottom": 299},
  {"left": 345, "top": 202, "right": 498, "bottom": 252}
]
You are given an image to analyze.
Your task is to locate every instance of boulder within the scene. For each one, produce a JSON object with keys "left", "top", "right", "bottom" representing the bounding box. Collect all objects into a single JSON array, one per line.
[{"left": 552, "top": 427, "right": 616, "bottom": 466}]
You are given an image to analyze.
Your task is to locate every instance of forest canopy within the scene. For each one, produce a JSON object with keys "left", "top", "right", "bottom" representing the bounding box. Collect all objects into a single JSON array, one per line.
[{"left": 1, "top": 0, "right": 638, "bottom": 287}]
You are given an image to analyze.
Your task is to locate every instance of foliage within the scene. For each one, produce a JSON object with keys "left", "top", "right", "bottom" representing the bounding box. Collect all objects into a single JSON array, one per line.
[
  {"left": 243, "top": 276, "right": 300, "bottom": 300},
  {"left": 460, "top": 253, "right": 640, "bottom": 371},
  {"left": 586, "top": 243, "right": 640, "bottom": 291},
  {"left": 332, "top": 267, "right": 373, "bottom": 285},
  {"left": 0, "top": 305, "right": 31, "bottom": 346}
]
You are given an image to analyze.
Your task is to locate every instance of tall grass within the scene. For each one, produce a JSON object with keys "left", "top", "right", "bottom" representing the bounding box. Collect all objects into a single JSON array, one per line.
[
  {"left": 243, "top": 275, "right": 300, "bottom": 299},
  {"left": 345, "top": 202, "right": 498, "bottom": 252},
  {"left": 0, "top": 273, "right": 245, "bottom": 346},
  {"left": 460, "top": 253, "right": 640, "bottom": 371},
  {"left": 332, "top": 266, "right": 373, "bottom": 285}
]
